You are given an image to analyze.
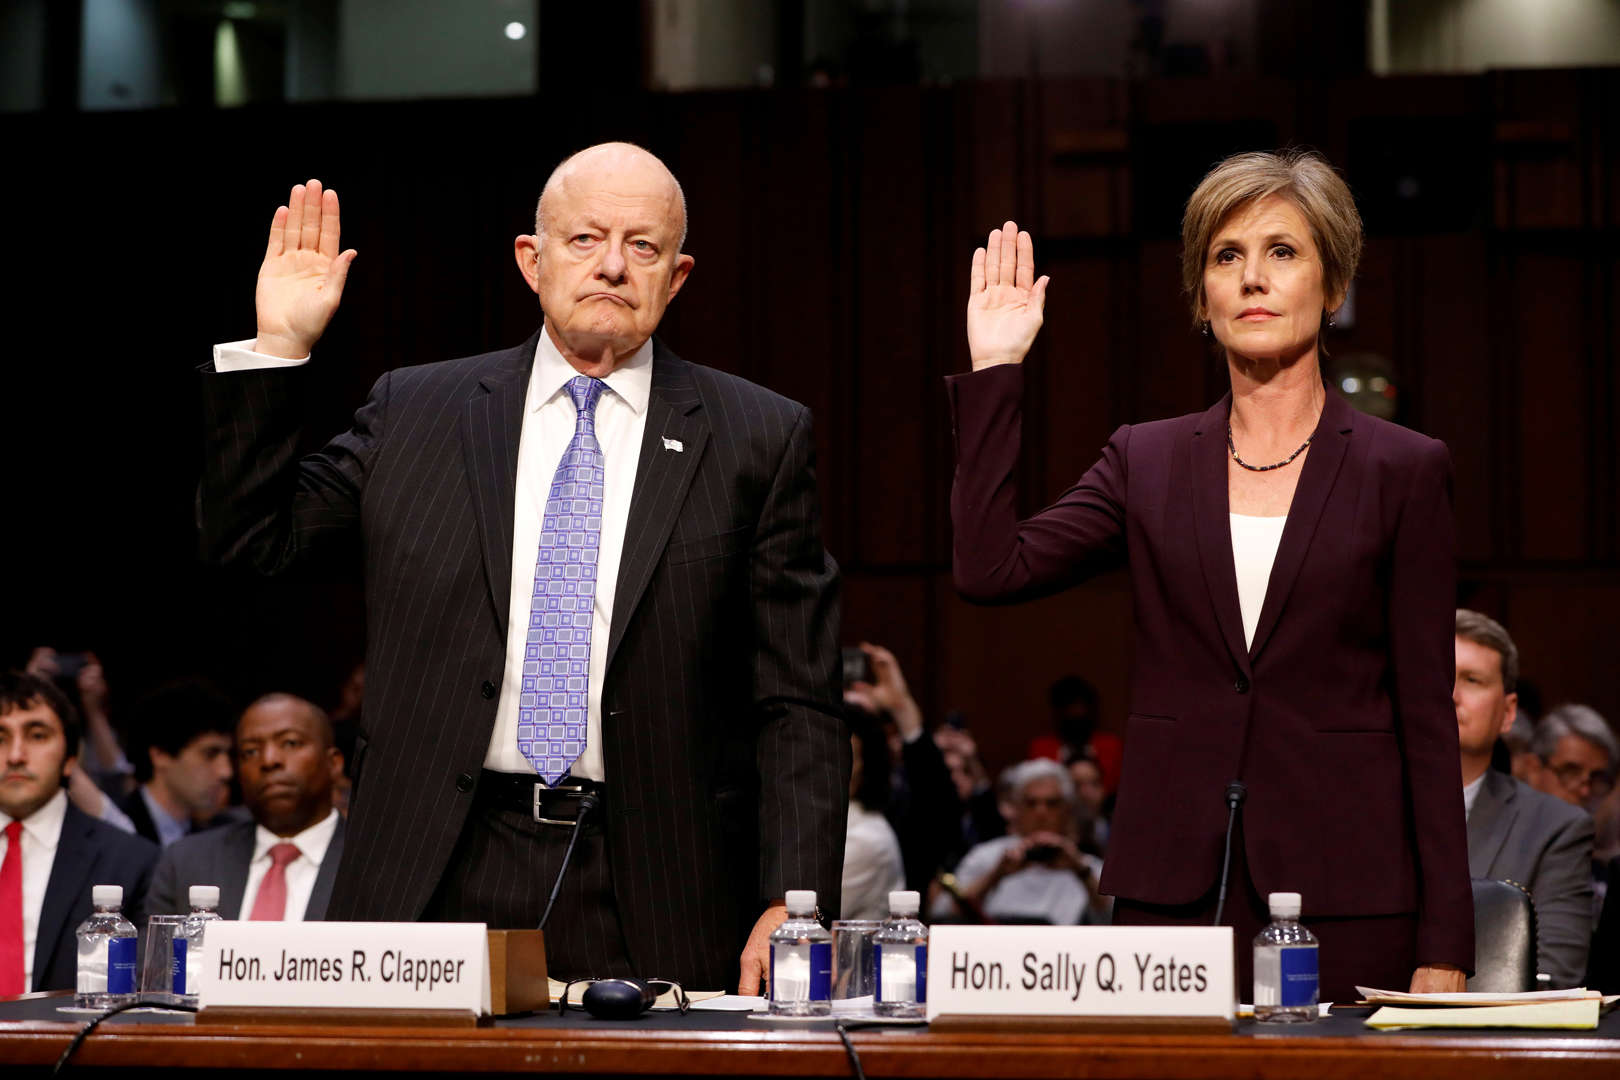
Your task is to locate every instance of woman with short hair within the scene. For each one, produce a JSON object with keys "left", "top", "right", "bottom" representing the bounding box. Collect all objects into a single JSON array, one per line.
[{"left": 948, "top": 150, "right": 1472, "bottom": 999}]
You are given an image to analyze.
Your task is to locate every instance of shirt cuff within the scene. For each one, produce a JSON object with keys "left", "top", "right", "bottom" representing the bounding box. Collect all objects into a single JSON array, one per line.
[{"left": 213, "top": 338, "right": 310, "bottom": 371}]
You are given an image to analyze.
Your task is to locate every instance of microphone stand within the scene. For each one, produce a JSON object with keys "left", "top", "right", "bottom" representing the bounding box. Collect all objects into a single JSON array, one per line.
[
  {"left": 539, "top": 791, "right": 600, "bottom": 931},
  {"left": 1212, "top": 781, "right": 1247, "bottom": 927}
]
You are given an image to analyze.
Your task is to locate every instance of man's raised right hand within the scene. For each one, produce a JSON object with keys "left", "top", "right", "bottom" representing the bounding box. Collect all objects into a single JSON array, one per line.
[{"left": 254, "top": 179, "right": 357, "bottom": 359}]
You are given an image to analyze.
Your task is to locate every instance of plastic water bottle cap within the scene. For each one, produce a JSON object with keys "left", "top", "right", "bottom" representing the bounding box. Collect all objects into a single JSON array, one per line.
[
  {"left": 889, "top": 890, "right": 920, "bottom": 914},
  {"left": 784, "top": 890, "right": 817, "bottom": 913},
  {"left": 1268, "top": 891, "right": 1302, "bottom": 918},
  {"left": 190, "top": 885, "right": 221, "bottom": 908},
  {"left": 92, "top": 885, "right": 123, "bottom": 908}
]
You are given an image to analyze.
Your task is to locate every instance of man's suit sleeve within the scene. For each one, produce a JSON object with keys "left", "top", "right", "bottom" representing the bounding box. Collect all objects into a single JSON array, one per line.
[
  {"left": 749, "top": 405, "right": 850, "bottom": 913},
  {"left": 1388, "top": 438, "right": 1474, "bottom": 971},
  {"left": 197, "top": 364, "right": 392, "bottom": 572},
  {"left": 1530, "top": 809, "right": 1595, "bottom": 988}
]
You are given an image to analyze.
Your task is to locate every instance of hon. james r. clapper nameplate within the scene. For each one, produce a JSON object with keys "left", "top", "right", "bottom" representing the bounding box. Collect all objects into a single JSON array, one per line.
[{"left": 195, "top": 921, "right": 490, "bottom": 1019}]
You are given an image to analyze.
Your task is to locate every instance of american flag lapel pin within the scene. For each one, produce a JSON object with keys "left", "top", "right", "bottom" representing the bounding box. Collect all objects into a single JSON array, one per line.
[{"left": 662, "top": 436, "right": 684, "bottom": 453}]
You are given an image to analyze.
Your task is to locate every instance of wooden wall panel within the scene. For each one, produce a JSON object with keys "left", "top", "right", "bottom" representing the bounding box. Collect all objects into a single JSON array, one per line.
[{"left": 1509, "top": 254, "right": 1589, "bottom": 562}]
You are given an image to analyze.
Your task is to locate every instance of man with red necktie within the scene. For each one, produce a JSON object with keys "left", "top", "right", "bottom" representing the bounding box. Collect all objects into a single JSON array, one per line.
[{"left": 1, "top": 672, "right": 158, "bottom": 993}]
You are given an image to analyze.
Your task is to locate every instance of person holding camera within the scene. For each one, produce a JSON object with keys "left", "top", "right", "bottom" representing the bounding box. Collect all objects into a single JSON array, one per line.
[{"left": 931, "top": 758, "right": 1105, "bottom": 925}]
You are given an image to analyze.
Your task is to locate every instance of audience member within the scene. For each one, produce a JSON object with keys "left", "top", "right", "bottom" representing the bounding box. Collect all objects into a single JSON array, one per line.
[
  {"left": 1, "top": 672, "right": 158, "bottom": 992},
  {"left": 1503, "top": 708, "right": 1539, "bottom": 783},
  {"left": 116, "top": 680, "right": 239, "bottom": 848},
  {"left": 1068, "top": 757, "right": 1109, "bottom": 855},
  {"left": 24, "top": 649, "right": 138, "bottom": 833},
  {"left": 146, "top": 694, "right": 345, "bottom": 920},
  {"left": 1591, "top": 854, "right": 1620, "bottom": 994},
  {"left": 936, "top": 723, "right": 1005, "bottom": 861},
  {"left": 1453, "top": 610, "right": 1592, "bottom": 987},
  {"left": 932, "top": 758, "right": 1105, "bottom": 925},
  {"left": 328, "top": 663, "right": 365, "bottom": 817},
  {"left": 1027, "top": 676, "right": 1123, "bottom": 797},
  {"left": 844, "top": 642, "right": 967, "bottom": 892},
  {"left": 839, "top": 707, "right": 905, "bottom": 921},
  {"left": 1526, "top": 705, "right": 1616, "bottom": 815}
]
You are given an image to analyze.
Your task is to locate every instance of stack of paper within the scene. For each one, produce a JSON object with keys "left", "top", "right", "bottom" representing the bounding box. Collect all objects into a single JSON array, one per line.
[{"left": 1354, "top": 986, "right": 1616, "bottom": 1031}]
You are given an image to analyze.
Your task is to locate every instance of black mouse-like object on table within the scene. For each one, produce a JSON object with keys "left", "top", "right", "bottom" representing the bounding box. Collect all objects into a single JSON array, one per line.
[{"left": 581, "top": 978, "right": 658, "bottom": 1020}]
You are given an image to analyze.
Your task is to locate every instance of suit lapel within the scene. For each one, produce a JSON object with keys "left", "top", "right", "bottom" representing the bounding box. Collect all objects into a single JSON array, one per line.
[
  {"left": 34, "top": 805, "right": 98, "bottom": 987},
  {"left": 1247, "top": 390, "right": 1354, "bottom": 662},
  {"left": 606, "top": 342, "right": 710, "bottom": 673},
  {"left": 306, "top": 818, "right": 345, "bottom": 920},
  {"left": 1190, "top": 394, "right": 1251, "bottom": 675},
  {"left": 460, "top": 334, "right": 540, "bottom": 636},
  {"left": 221, "top": 823, "right": 256, "bottom": 920},
  {"left": 1467, "top": 771, "right": 1516, "bottom": 877}
]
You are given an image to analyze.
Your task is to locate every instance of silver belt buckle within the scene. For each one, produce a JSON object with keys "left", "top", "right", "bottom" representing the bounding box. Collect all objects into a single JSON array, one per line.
[{"left": 533, "top": 782, "right": 576, "bottom": 827}]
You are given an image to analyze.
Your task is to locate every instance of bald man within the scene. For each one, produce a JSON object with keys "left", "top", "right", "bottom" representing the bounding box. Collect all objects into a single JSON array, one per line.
[{"left": 198, "top": 144, "right": 847, "bottom": 992}]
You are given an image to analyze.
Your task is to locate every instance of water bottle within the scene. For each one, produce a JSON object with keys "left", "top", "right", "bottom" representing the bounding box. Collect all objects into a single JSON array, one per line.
[
  {"left": 1253, "top": 891, "right": 1318, "bottom": 1022},
  {"left": 873, "top": 889, "right": 927, "bottom": 1018},
  {"left": 76, "top": 885, "right": 138, "bottom": 1009},
  {"left": 768, "top": 890, "right": 832, "bottom": 1016},
  {"left": 178, "top": 885, "right": 223, "bottom": 1005}
]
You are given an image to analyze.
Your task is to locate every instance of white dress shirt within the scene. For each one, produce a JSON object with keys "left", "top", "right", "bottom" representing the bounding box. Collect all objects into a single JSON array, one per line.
[
  {"left": 840, "top": 801, "right": 905, "bottom": 921},
  {"left": 1463, "top": 771, "right": 1487, "bottom": 819},
  {"left": 140, "top": 785, "right": 190, "bottom": 848},
  {"left": 1, "top": 789, "right": 68, "bottom": 991},
  {"left": 1230, "top": 513, "right": 1288, "bottom": 649},
  {"left": 239, "top": 808, "right": 340, "bottom": 921},
  {"left": 211, "top": 328, "right": 649, "bottom": 783}
]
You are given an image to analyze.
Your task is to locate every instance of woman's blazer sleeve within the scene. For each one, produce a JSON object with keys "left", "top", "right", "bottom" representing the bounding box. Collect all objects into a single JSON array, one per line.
[
  {"left": 947, "top": 364, "right": 1128, "bottom": 604},
  {"left": 1389, "top": 437, "right": 1475, "bottom": 972}
]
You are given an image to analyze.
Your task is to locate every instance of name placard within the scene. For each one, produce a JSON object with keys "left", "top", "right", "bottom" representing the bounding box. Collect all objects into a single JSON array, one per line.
[
  {"left": 925, "top": 926, "right": 1234, "bottom": 1021},
  {"left": 196, "top": 922, "right": 490, "bottom": 1015}
]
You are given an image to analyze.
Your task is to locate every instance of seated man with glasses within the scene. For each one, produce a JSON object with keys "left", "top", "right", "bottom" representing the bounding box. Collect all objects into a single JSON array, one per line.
[
  {"left": 1454, "top": 611, "right": 1594, "bottom": 987},
  {"left": 1527, "top": 705, "right": 1616, "bottom": 814},
  {"left": 930, "top": 758, "right": 1106, "bottom": 925}
]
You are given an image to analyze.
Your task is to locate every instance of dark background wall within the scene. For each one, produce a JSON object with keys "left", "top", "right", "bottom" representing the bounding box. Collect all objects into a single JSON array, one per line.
[{"left": 5, "top": 67, "right": 1617, "bottom": 772}]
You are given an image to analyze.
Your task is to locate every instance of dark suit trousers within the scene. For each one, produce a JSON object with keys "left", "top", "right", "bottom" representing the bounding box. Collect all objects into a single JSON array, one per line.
[
  {"left": 1111, "top": 818, "right": 1416, "bottom": 1003},
  {"left": 421, "top": 789, "right": 634, "bottom": 983}
]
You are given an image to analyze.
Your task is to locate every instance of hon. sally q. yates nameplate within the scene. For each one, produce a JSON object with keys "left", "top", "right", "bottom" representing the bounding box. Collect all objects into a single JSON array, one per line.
[
  {"left": 195, "top": 922, "right": 490, "bottom": 1015},
  {"left": 926, "top": 926, "right": 1234, "bottom": 1022}
]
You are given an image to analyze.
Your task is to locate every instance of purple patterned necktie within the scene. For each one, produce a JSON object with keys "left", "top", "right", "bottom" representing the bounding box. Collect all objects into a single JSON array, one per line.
[{"left": 518, "top": 375, "right": 606, "bottom": 784}]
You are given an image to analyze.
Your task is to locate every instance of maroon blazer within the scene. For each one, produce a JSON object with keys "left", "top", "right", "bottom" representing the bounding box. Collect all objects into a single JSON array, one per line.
[{"left": 948, "top": 364, "right": 1473, "bottom": 970}]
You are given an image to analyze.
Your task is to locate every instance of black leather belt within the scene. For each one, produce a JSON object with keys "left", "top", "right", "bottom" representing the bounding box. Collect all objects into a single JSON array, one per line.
[{"left": 477, "top": 770, "right": 604, "bottom": 825}]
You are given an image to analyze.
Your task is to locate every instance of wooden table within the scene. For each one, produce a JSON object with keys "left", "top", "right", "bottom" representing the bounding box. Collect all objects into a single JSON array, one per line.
[{"left": 4, "top": 993, "right": 1619, "bottom": 1078}]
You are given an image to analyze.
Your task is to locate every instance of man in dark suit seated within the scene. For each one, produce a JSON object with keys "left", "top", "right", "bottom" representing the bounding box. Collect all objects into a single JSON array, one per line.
[
  {"left": 1, "top": 672, "right": 159, "bottom": 993},
  {"left": 197, "top": 143, "right": 847, "bottom": 991},
  {"left": 146, "top": 694, "right": 345, "bottom": 921},
  {"left": 116, "top": 680, "right": 238, "bottom": 849},
  {"left": 1454, "top": 610, "right": 1593, "bottom": 987}
]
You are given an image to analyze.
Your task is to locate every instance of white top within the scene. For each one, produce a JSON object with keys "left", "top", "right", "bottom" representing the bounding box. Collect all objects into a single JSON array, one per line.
[
  {"left": 1, "top": 790, "right": 68, "bottom": 991},
  {"left": 934, "top": 835, "right": 1102, "bottom": 926},
  {"left": 239, "top": 808, "right": 341, "bottom": 921},
  {"left": 1229, "top": 514, "right": 1288, "bottom": 649},
  {"left": 212, "top": 329, "right": 653, "bottom": 783},
  {"left": 840, "top": 803, "right": 906, "bottom": 921}
]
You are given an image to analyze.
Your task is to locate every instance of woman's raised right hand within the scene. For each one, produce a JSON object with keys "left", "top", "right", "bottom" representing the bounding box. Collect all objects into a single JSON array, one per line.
[
  {"left": 254, "top": 179, "right": 358, "bottom": 359},
  {"left": 966, "top": 220, "right": 1049, "bottom": 371}
]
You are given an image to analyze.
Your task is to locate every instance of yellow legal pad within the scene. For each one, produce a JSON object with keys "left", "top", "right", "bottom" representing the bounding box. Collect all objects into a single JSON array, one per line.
[{"left": 1366, "top": 998, "right": 1601, "bottom": 1031}]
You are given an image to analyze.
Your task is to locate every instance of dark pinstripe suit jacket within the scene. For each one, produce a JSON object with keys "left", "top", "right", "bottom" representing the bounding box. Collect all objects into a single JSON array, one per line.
[{"left": 199, "top": 331, "right": 850, "bottom": 989}]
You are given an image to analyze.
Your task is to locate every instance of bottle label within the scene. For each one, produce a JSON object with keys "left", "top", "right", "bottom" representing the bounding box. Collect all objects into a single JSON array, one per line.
[
  {"left": 875, "top": 944, "right": 927, "bottom": 1003},
  {"left": 770, "top": 942, "right": 833, "bottom": 1003},
  {"left": 107, "top": 937, "right": 137, "bottom": 995},
  {"left": 173, "top": 938, "right": 187, "bottom": 995},
  {"left": 1278, "top": 946, "right": 1318, "bottom": 1008}
]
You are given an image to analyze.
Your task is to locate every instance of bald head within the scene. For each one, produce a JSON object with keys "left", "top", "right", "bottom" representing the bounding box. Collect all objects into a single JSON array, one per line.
[
  {"left": 516, "top": 141, "right": 696, "bottom": 372},
  {"left": 536, "top": 142, "right": 687, "bottom": 253}
]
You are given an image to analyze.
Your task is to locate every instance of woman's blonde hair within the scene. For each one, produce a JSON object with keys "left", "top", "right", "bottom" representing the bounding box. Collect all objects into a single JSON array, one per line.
[{"left": 1180, "top": 149, "right": 1362, "bottom": 328}]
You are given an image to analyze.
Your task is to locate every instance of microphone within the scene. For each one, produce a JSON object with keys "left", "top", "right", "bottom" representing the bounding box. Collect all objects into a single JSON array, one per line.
[
  {"left": 1212, "top": 780, "right": 1247, "bottom": 927},
  {"left": 538, "top": 790, "right": 600, "bottom": 932}
]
